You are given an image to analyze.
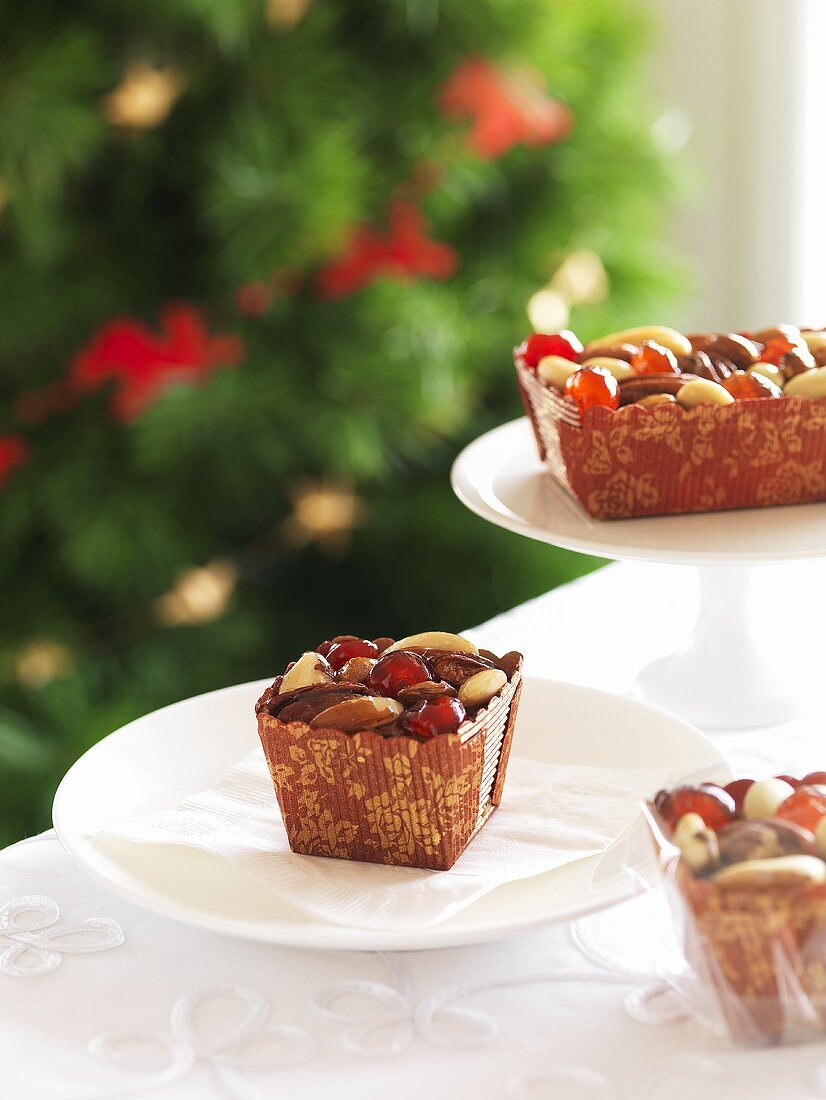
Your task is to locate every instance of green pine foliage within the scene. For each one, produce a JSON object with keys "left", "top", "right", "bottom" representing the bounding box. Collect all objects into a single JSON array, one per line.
[{"left": 0, "top": 0, "right": 682, "bottom": 844}]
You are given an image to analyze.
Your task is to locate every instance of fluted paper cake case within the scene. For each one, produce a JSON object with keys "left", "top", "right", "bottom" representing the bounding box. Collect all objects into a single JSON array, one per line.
[
  {"left": 645, "top": 807, "right": 826, "bottom": 1046},
  {"left": 257, "top": 666, "right": 522, "bottom": 871},
  {"left": 516, "top": 359, "right": 826, "bottom": 519}
]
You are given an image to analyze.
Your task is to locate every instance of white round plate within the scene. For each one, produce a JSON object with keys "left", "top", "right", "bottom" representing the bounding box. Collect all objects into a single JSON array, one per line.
[
  {"left": 451, "top": 417, "right": 826, "bottom": 564},
  {"left": 53, "top": 676, "right": 726, "bottom": 951}
]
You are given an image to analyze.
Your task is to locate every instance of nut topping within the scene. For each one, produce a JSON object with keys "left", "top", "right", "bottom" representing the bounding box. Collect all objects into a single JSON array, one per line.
[
  {"left": 397, "top": 681, "right": 457, "bottom": 705},
  {"left": 459, "top": 668, "right": 508, "bottom": 709},
  {"left": 427, "top": 651, "right": 495, "bottom": 687},
  {"left": 711, "top": 854, "right": 826, "bottom": 890},
  {"left": 586, "top": 325, "right": 691, "bottom": 358},
  {"left": 618, "top": 374, "right": 699, "bottom": 406},
  {"left": 338, "top": 656, "right": 376, "bottom": 684},
  {"left": 384, "top": 631, "right": 478, "bottom": 655},
  {"left": 676, "top": 378, "right": 734, "bottom": 409},
  {"left": 279, "top": 651, "right": 335, "bottom": 694},
  {"left": 717, "top": 819, "right": 817, "bottom": 864},
  {"left": 310, "top": 696, "right": 404, "bottom": 732},
  {"left": 743, "top": 777, "right": 796, "bottom": 820},
  {"left": 686, "top": 333, "right": 760, "bottom": 371}
]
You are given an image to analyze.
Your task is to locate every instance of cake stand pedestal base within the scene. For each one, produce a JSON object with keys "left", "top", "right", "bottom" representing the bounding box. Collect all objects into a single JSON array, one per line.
[{"left": 633, "top": 566, "right": 800, "bottom": 731}]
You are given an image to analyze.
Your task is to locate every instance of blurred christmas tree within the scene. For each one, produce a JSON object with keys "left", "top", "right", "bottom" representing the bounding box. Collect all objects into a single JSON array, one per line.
[{"left": 0, "top": 0, "right": 682, "bottom": 843}]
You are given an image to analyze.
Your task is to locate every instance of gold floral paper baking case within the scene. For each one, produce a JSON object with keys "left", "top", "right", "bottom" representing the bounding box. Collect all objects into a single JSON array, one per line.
[
  {"left": 516, "top": 359, "right": 826, "bottom": 519},
  {"left": 257, "top": 667, "right": 522, "bottom": 871},
  {"left": 645, "top": 808, "right": 826, "bottom": 1046}
]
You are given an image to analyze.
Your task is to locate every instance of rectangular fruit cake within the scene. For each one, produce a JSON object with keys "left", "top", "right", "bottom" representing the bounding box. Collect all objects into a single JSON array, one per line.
[
  {"left": 255, "top": 631, "right": 523, "bottom": 871},
  {"left": 647, "top": 772, "right": 826, "bottom": 1045},
  {"left": 514, "top": 323, "right": 826, "bottom": 519}
]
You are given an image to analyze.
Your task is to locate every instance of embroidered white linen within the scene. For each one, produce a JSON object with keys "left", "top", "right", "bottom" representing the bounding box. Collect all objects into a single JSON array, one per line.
[{"left": 93, "top": 750, "right": 673, "bottom": 930}]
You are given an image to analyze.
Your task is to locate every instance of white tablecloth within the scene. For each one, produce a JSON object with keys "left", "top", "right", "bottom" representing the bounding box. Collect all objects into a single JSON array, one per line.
[{"left": 4, "top": 561, "right": 826, "bottom": 1100}]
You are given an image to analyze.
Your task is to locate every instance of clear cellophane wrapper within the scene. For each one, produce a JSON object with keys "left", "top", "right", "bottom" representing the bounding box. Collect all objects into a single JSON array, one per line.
[
  {"left": 257, "top": 663, "right": 522, "bottom": 872},
  {"left": 642, "top": 803, "right": 826, "bottom": 1046},
  {"left": 515, "top": 356, "right": 826, "bottom": 520}
]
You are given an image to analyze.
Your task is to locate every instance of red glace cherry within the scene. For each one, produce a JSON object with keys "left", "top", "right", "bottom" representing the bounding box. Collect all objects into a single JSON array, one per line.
[
  {"left": 722, "top": 371, "right": 782, "bottom": 399},
  {"left": 760, "top": 337, "right": 797, "bottom": 365},
  {"left": 564, "top": 366, "right": 619, "bottom": 413},
  {"left": 367, "top": 651, "right": 433, "bottom": 697},
  {"left": 774, "top": 787, "right": 826, "bottom": 832},
  {"left": 401, "top": 695, "right": 466, "bottom": 739},
  {"left": 631, "top": 340, "right": 679, "bottom": 377},
  {"left": 723, "top": 778, "right": 755, "bottom": 814},
  {"left": 326, "top": 638, "right": 379, "bottom": 671},
  {"left": 518, "top": 331, "right": 583, "bottom": 369},
  {"left": 656, "top": 784, "right": 736, "bottom": 832}
]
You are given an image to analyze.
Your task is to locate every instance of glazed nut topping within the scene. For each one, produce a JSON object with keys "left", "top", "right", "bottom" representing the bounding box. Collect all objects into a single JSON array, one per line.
[
  {"left": 279, "top": 651, "right": 334, "bottom": 693},
  {"left": 338, "top": 656, "right": 375, "bottom": 683},
  {"left": 384, "top": 631, "right": 479, "bottom": 655},
  {"left": 743, "top": 777, "right": 796, "bottom": 820},
  {"left": 537, "top": 355, "right": 577, "bottom": 389},
  {"left": 310, "top": 696, "right": 404, "bottom": 732},
  {"left": 581, "top": 356, "right": 635, "bottom": 381},
  {"left": 586, "top": 325, "right": 692, "bottom": 358},
  {"left": 718, "top": 819, "right": 817, "bottom": 864},
  {"left": 676, "top": 378, "right": 734, "bottom": 409},
  {"left": 672, "top": 812, "right": 720, "bottom": 875},
  {"left": 711, "top": 854, "right": 826, "bottom": 890},
  {"left": 262, "top": 631, "right": 521, "bottom": 740},
  {"left": 459, "top": 668, "right": 508, "bottom": 709},
  {"left": 784, "top": 366, "right": 826, "bottom": 400}
]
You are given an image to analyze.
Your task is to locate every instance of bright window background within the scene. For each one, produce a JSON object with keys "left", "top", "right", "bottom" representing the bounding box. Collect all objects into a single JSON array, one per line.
[{"left": 647, "top": 0, "right": 826, "bottom": 330}]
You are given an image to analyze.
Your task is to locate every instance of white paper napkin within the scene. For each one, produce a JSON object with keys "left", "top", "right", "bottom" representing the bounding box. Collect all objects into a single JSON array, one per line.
[{"left": 97, "top": 751, "right": 675, "bottom": 930}]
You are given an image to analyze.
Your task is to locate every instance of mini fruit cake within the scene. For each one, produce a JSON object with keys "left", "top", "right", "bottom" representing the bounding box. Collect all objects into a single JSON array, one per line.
[
  {"left": 255, "top": 631, "right": 523, "bottom": 871},
  {"left": 647, "top": 773, "right": 826, "bottom": 1045},
  {"left": 514, "top": 323, "right": 826, "bottom": 518}
]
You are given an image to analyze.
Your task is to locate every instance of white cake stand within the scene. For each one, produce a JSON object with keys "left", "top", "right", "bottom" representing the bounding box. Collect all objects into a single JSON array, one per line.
[{"left": 451, "top": 417, "right": 826, "bottom": 731}]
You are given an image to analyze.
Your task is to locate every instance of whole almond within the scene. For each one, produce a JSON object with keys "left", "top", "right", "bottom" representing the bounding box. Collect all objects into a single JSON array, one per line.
[
  {"left": 586, "top": 326, "right": 691, "bottom": 357},
  {"left": 712, "top": 854, "right": 826, "bottom": 889},
  {"left": 580, "top": 341, "right": 638, "bottom": 363},
  {"left": 384, "top": 631, "right": 478, "bottom": 655},
  {"left": 753, "top": 324, "right": 803, "bottom": 345},
  {"left": 428, "top": 651, "right": 494, "bottom": 686},
  {"left": 310, "top": 696, "right": 403, "bottom": 732},
  {"left": 339, "top": 656, "right": 376, "bottom": 684},
  {"left": 676, "top": 378, "right": 734, "bottom": 408},
  {"left": 397, "top": 681, "right": 457, "bottom": 705},
  {"left": 718, "top": 820, "right": 817, "bottom": 864},
  {"left": 781, "top": 346, "right": 817, "bottom": 378},
  {"left": 619, "top": 374, "right": 701, "bottom": 406},
  {"left": 677, "top": 349, "right": 731, "bottom": 383},
  {"left": 581, "top": 356, "right": 635, "bottom": 381},
  {"left": 279, "top": 651, "right": 334, "bottom": 694},
  {"left": 459, "top": 668, "right": 508, "bottom": 709},
  {"left": 686, "top": 333, "right": 760, "bottom": 370},
  {"left": 784, "top": 367, "right": 826, "bottom": 399}
]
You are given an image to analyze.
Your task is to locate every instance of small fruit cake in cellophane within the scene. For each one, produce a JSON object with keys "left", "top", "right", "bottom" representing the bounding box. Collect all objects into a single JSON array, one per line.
[
  {"left": 255, "top": 631, "right": 523, "bottom": 871},
  {"left": 514, "top": 323, "right": 826, "bottom": 519},
  {"left": 646, "top": 772, "right": 826, "bottom": 1045}
]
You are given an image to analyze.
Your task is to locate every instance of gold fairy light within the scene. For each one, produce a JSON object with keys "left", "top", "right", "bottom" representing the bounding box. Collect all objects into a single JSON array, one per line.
[
  {"left": 551, "top": 248, "right": 608, "bottom": 306},
  {"left": 104, "top": 62, "right": 185, "bottom": 130},
  {"left": 526, "top": 287, "right": 569, "bottom": 332},
  {"left": 282, "top": 479, "right": 365, "bottom": 554},
  {"left": 15, "top": 640, "right": 72, "bottom": 689},
  {"left": 266, "top": 0, "right": 312, "bottom": 28},
  {"left": 155, "top": 558, "right": 240, "bottom": 627}
]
